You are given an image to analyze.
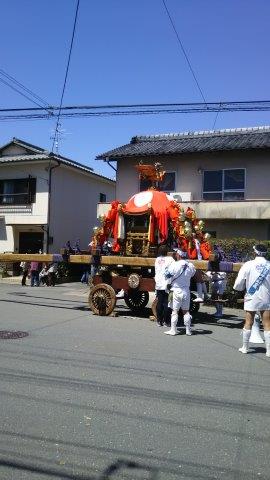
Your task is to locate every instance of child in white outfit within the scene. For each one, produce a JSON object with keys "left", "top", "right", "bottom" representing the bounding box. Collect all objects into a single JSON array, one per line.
[{"left": 206, "top": 271, "right": 227, "bottom": 318}]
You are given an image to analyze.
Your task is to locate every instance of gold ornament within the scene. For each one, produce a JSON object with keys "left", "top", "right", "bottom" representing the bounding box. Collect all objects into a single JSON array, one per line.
[
  {"left": 179, "top": 210, "right": 185, "bottom": 221},
  {"left": 204, "top": 233, "right": 211, "bottom": 240}
]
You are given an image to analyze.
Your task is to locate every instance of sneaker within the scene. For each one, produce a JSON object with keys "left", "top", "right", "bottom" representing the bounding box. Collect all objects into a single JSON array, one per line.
[
  {"left": 186, "top": 328, "right": 192, "bottom": 336},
  {"left": 157, "top": 322, "right": 163, "bottom": 327},
  {"left": 239, "top": 346, "right": 248, "bottom": 354},
  {"left": 164, "top": 330, "right": 178, "bottom": 336},
  {"left": 116, "top": 289, "right": 125, "bottom": 299},
  {"left": 193, "top": 297, "right": 204, "bottom": 303}
]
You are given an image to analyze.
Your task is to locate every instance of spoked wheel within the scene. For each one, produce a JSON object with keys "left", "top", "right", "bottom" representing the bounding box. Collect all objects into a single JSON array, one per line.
[
  {"left": 89, "top": 283, "right": 116, "bottom": 316},
  {"left": 124, "top": 290, "right": 149, "bottom": 312}
]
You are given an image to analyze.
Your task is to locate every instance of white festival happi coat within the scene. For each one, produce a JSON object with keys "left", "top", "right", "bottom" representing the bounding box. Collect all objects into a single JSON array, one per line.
[{"left": 233, "top": 256, "right": 270, "bottom": 311}]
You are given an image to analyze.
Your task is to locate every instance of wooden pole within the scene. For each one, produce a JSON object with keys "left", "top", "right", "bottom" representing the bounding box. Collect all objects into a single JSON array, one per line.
[{"left": 0, "top": 253, "right": 243, "bottom": 272}]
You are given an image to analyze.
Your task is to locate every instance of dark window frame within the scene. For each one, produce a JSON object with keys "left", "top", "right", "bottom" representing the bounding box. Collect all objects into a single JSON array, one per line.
[
  {"left": 139, "top": 171, "right": 176, "bottom": 193},
  {"left": 203, "top": 168, "right": 245, "bottom": 201},
  {"left": 0, "top": 177, "right": 36, "bottom": 205},
  {"left": 99, "top": 192, "right": 107, "bottom": 202}
]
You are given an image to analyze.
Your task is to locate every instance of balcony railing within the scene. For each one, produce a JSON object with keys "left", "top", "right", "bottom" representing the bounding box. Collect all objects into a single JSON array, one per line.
[
  {"left": 0, "top": 204, "right": 32, "bottom": 214},
  {"left": 0, "top": 193, "right": 32, "bottom": 205}
]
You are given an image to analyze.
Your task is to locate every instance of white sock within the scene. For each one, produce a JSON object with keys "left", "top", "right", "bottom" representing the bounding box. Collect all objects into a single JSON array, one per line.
[
  {"left": 242, "top": 328, "right": 251, "bottom": 349},
  {"left": 264, "top": 331, "right": 270, "bottom": 356},
  {"left": 197, "top": 283, "right": 203, "bottom": 298},
  {"left": 170, "top": 310, "right": 178, "bottom": 333},
  {"left": 184, "top": 312, "right": 192, "bottom": 335}
]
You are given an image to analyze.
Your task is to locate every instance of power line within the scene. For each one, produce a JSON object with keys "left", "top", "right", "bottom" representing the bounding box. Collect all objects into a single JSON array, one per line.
[
  {"left": 0, "top": 68, "right": 51, "bottom": 108},
  {"left": 0, "top": 76, "right": 52, "bottom": 112},
  {"left": 0, "top": 70, "right": 53, "bottom": 115},
  {"left": 162, "top": 0, "right": 207, "bottom": 105},
  {"left": 1, "top": 99, "right": 270, "bottom": 114},
  {"left": 212, "top": 102, "right": 222, "bottom": 129},
  {"left": 51, "top": 0, "right": 80, "bottom": 153},
  {"left": 0, "top": 99, "right": 270, "bottom": 122}
]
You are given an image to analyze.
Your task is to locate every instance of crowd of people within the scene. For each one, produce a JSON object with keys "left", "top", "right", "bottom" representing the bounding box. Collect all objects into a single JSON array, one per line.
[
  {"left": 154, "top": 243, "right": 270, "bottom": 357},
  {"left": 20, "top": 260, "right": 58, "bottom": 287}
]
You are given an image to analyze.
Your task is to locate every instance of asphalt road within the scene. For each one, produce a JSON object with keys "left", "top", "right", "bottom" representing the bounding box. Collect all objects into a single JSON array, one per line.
[{"left": 0, "top": 282, "right": 269, "bottom": 480}]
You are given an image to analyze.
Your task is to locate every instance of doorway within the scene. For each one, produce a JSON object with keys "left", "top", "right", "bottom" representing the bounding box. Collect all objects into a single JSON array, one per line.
[{"left": 19, "top": 232, "right": 44, "bottom": 253}]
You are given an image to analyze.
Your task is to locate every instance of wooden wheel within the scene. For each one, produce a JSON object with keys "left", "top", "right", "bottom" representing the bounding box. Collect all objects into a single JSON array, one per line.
[
  {"left": 124, "top": 290, "right": 149, "bottom": 312},
  {"left": 89, "top": 283, "right": 116, "bottom": 316}
]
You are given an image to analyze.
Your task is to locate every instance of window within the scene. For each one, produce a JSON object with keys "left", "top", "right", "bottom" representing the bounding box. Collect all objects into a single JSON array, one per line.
[
  {"left": 203, "top": 169, "right": 245, "bottom": 201},
  {"left": 140, "top": 172, "right": 176, "bottom": 192},
  {"left": 0, "top": 178, "right": 36, "bottom": 205},
  {"left": 99, "top": 193, "right": 107, "bottom": 202}
]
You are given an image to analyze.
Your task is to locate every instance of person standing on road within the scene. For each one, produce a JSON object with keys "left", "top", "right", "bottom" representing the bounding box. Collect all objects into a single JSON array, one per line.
[
  {"left": 206, "top": 271, "right": 227, "bottom": 319},
  {"left": 20, "top": 261, "right": 30, "bottom": 286},
  {"left": 164, "top": 249, "right": 196, "bottom": 336},
  {"left": 30, "top": 261, "right": 40, "bottom": 287},
  {"left": 233, "top": 244, "right": 270, "bottom": 356},
  {"left": 48, "top": 263, "right": 58, "bottom": 286},
  {"left": 154, "top": 245, "right": 174, "bottom": 327}
]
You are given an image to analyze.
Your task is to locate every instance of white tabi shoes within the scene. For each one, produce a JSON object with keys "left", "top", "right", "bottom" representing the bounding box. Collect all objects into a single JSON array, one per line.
[{"left": 164, "top": 329, "right": 178, "bottom": 336}]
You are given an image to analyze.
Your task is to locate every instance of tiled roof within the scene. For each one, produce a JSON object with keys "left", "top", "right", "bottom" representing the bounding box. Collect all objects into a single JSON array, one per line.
[
  {"left": 0, "top": 154, "right": 49, "bottom": 163},
  {"left": 97, "top": 126, "right": 270, "bottom": 160},
  {"left": 0, "top": 138, "right": 115, "bottom": 183}
]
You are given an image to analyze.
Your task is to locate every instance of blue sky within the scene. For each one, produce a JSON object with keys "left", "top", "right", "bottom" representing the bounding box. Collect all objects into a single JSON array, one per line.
[{"left": 1, "top": 0, "right": 270, "bottom": 178}]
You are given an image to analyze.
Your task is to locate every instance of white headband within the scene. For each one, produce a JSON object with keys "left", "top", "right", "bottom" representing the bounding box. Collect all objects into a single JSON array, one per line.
[{"left": 253, "top": 245, "right": 267, "bottom": 256}]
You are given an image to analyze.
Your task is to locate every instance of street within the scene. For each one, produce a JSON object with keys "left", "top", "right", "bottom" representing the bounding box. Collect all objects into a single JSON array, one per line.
[{"left": 0, "top": 282, "right": 269, "bottom": 480}]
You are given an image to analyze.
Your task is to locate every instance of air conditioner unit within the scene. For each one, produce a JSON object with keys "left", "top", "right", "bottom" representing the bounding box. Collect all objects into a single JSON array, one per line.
[{"left": 169, "top": 192, "right": 193, "bottom": 202}]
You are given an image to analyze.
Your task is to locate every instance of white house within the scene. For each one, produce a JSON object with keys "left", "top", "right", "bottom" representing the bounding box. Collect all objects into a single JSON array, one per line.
[{"left": 0, "top": 138, "right": 115, "bottom": 253}]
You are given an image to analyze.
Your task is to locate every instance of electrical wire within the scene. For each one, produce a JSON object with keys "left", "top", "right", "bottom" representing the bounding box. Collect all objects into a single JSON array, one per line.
[
  {"left": 0, "top": 68, "right": 51, "bottom": 108},
  {"left": 212, "top": 102, "right": 222, "bottom": 129},
  {"left": 51, "top": 0, "right": 80, "bottom": 153},
  {"left": 1, "top": 100, "right": 270, "bottom": 114},
  {"left": 0, "top": 99, "right": 270, "bottom": 121},
  {"left": 0, "top": 76, "right": 53, "bottom": 113},
  {"left": 162, "top": 0, "right": 207, "bottom": 105}
]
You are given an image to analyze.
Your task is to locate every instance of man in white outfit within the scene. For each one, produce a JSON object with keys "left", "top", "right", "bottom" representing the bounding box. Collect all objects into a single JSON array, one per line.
[
  {"left": 164, "top": 249, "right": 196, "bottom": 336},
  {"left": 154, "top": 245, "right": 175, "bottom": 326},
  {"left": 233, "top": 244, "right": 270, "bottom": 356}
]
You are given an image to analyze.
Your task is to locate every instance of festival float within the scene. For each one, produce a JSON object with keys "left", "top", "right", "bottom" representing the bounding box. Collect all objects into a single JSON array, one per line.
[
  {"left": 88, "top": 163, "right": 213, "bottom": 315},
  {"left": 0, "top": 162, "right": 242, "bottom": 317}
]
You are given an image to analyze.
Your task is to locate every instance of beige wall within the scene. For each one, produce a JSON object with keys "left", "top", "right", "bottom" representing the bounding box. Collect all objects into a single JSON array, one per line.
[
  {"left": 116, "top": 150, "right": 270, "bottom": 201},
  {"left": 49, "top": 166, "right": 115, "bottom": 252},
  {"left": 205, "top": 220, "right": 269, "bottom": 240}
]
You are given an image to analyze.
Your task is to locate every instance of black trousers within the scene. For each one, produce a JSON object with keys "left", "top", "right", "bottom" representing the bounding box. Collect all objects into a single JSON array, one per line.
[
  {"left": 156, "top": 290, "right": 170, "bottom": 325},
  {"left": 21, "top": 270, "right": 28, "bottom": 286}
]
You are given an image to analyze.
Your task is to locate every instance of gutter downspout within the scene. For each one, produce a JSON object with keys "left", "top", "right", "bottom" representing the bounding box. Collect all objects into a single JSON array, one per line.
[
  {"left": 46, "top": 155, "right": 61, "bottom": 253},
  {"left": 104, "top": 157, "right": 117, "bottom": 172}
]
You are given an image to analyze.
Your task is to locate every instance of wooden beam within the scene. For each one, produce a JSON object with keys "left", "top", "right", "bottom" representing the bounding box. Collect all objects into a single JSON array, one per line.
[
  {"left": 0, "top": 253, "right": 243, "bottom": 272},
  {"left": 0, "top": 254, "right": 55, "bottom": 263}
]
